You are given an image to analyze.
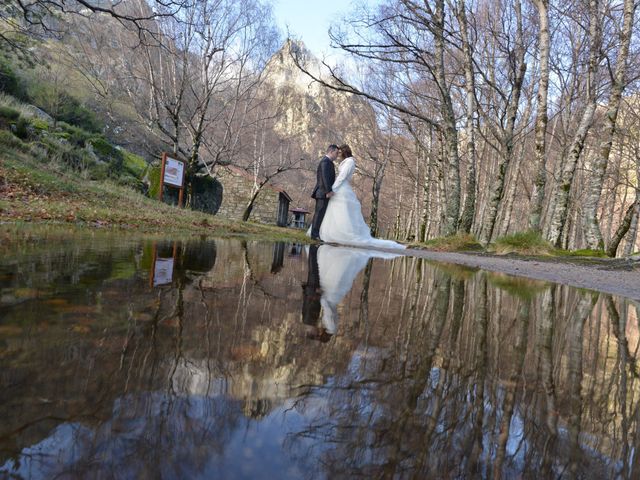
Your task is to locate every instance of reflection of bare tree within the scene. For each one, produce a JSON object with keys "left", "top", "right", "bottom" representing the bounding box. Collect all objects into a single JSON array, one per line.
[
  {"left": 465, "top": 273, "right": 488, "bottom": 477},
  {"left": 538, "top": 285, "right": 558, "bottom": 477},
  {"left": 356, "top": 258, "right": 373, "bottom": 332},
  {"left": 605, "top": 295, "right": 640, "bottom": 479},
  {"left": 566, "top": 291, "right": 598, "bottom": 479},
  {"left": 493, "top": 296, "right": 530, "bottom": 479},
  {"left": 5, "top": 237, "right": 640, "bottom": 478}
]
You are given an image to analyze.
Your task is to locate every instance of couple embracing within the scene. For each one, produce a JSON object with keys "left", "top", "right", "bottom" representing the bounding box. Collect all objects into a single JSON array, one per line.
[{"left": 310, "top": 143, "right": 405, "bottom": 250}]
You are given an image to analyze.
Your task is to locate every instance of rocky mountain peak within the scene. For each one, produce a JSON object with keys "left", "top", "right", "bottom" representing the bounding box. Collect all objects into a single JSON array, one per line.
[
  {"left": 263, "top": 39, "right": 325, "bottom": 95},
  {"left": 262, "top": 39, "right": 376, "bottom": 156}
]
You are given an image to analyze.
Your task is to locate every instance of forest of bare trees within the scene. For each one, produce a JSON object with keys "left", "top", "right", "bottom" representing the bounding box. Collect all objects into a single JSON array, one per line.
[
  {"left": 294, "top": 0, "right": 640, "bottom": 255},
  {"left": 2, "top": 0, "right": 640, "bottom": 255}
]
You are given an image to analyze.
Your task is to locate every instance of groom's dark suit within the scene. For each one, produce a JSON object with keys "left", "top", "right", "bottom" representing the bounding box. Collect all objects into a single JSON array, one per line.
[{"left": 310, "top": 156, "right": 336, "bottom": 239}]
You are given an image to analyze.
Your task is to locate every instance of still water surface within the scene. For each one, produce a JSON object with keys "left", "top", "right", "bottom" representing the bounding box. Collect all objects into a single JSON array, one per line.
[{"left": 1, "top": 229, "right": 639, "bottom": 479}]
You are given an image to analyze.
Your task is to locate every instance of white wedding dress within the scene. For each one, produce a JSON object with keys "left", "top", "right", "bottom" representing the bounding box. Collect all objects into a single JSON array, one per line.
[
  {"left": 319, "top": 157, "right": 406, "bottom": 250},
  {"left": 316, "top": 245, "right": 401, "bottom": 334}
]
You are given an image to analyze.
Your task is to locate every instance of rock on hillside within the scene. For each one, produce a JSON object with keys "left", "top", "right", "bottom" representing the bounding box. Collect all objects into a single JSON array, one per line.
[{"left": 263, "top": 40, "right": 376, "bottom": 154}]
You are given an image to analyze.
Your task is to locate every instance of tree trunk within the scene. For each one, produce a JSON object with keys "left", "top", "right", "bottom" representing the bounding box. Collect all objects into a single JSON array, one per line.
[
  {"left": 529, "top": 0, "right": 551, "bottom": 232},
  {"left": 370, "top": 150, "right": 389, "bottom": 237},
  {"left": 480, "top": 0, "right": 526, "bottom": 245},
  {"left": 419, "top": 155, "right": 432, "bottom": 242},
  {"left": 242, "top": 183, "right": 265, "bottom": 222},
  {"left": 498, "top": 141, "right": 526, "bottom": 237},
  {"left": 434, "top": 0, "right": 461, "bottom": 236},
  {"left": 582, "top": 0, "right": 636, "bottom": 250},
  {"left": 606, "top": 197, "right": 640, "bottom": 257},
  {"left": 566, "top": 291, "right": 597, "bottom": 477},
  {"left": 457, "top": 0, "right": 478, "bottom": 234},
  {"left": 623, "top": 201, "right": 639, "bottom": 255},
  {"left": 546, "top": 0, "right": 602, "bottom": 246}
]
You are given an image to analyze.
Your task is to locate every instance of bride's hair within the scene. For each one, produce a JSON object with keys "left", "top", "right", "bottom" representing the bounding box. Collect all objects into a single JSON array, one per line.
[{"left": 338, "top": 144, "right": 352, "bottom": 158}]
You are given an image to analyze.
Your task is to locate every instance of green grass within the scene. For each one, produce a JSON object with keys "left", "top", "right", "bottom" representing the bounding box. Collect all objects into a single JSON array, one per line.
[
  {"left": 0, "top": 130, "right": 28, "bottom": 151},
  {"left": 0, "top": 144, "right": 312, "bottom": 243},
  {"left": 491, "top": 231, "right": 555, "bottom": 256},
  {"left": 0, "top": 105, "right": 20, "bottom": 120},
  {"left": 122, "top": 150, "right": 148, "bottom": 178},
  {"left": 556, "top": 248, "right": 607, "bottom": 258},
  {"left": 414, "top": 233, "right": 483, "bottom": 252}
]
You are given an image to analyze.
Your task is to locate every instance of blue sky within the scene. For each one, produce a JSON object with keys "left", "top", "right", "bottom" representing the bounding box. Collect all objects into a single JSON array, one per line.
[{"left": 272, "top": 0, "right": 381, "bottom": 57}]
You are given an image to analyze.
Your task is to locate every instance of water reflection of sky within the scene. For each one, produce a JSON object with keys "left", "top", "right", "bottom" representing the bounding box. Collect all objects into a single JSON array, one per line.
[{"left": 1, "top": 229, "right": 639, "bottom": 479}]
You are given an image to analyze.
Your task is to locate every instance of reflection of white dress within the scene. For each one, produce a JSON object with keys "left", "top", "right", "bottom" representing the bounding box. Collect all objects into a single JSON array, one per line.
[
  {"left": 317, "top": 245, "right": 400, "bottom": 334},
  {"left": 319, "top": 157, "right": 406, "bottom": 250}
]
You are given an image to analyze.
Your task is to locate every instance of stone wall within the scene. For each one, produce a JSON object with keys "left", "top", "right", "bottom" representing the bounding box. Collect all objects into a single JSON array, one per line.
[{"left": 215, "top": 167, "right": 284, "bottom": 225}]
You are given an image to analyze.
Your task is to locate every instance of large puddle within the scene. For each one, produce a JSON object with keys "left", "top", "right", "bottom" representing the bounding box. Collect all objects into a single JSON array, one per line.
[{"left": 1, "top": 227, "right": 639, "bottom": 478}]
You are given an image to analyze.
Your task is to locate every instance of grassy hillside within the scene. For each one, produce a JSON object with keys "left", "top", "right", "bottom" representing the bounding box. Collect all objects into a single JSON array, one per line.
[
  {"left": 0, "top": 142, "right": 309, "bottom": 241},
  {"left": 0, "top": 88, "right": 308, "bottom": 241}
]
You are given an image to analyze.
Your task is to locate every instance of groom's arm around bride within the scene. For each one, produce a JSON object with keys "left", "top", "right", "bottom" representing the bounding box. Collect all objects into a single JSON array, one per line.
[{"left": 310, "top": 144, "right": 338, "bottom": 240}]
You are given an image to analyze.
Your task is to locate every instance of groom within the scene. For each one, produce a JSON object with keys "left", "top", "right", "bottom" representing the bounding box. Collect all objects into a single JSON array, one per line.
[{"left": 310, "top": 144, "right": 338, "bottom": 240}]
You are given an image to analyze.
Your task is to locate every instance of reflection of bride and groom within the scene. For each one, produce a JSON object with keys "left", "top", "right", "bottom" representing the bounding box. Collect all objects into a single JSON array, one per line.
[{"left": 302, "top": 244, "right": 400, "bottom": 341}]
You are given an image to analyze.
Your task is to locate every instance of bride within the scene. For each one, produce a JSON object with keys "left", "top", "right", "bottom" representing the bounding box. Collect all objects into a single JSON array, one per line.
[{"left": 318, "top": 144, "right": 405, "bottom": 250}]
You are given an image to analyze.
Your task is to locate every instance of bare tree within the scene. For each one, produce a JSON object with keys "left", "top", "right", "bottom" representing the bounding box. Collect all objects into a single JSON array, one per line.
[
  {"left": 582, "top": 0, "right": 637, "bottom": 250},
  {"left": 455, "top": 0, "right": 479, "bottom": 234},
  {"left": 545, "top": 0, "right": 603, "bottom": 246},
  {"left": 290, "top": 0, "right": 463, "bottom": 236},
  {"left": 477, "top": 0, "right": 528, "bottom": 244},
  {"left": 528, "top": 0, "right": 551, "bottom": 232}
]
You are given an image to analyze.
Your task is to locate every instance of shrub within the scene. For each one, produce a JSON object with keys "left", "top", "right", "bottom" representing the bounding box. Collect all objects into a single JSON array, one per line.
[
  {"left": 88, "top": 137, "right": 124, "bottom": 176},
  {"left": 14, "top": 116, "right": 30, "bottom": 139},
  {"left": 0, "top": 130, "right": 27, "bottom": 151},
  {"left": 147, "top": 165, "right": 161, "bottom": 198},
  {"left": 122, "top": 150, "right": 148, "bottom": 178},
  {"left": 116, "top": 174, "right": 145, "bottom": 192},
  {"left": 36, "top": 136, "right": 87, "bottom": 170},
  {"left": 30, "top": 118, "right": 49, "bottom": 131},
  {"left": 0, "top": 59, "right": 27, "bottom": 100},
  {"left": 423, "top": 233, "right": 483, "bottom": 252},
  {"left": 56, "top": 122, "right": 92, "bottom": 146},
  {"left": 30, "top": 85, "right": 103, "bottom": 133},
  {"left": 57, "top": 94, "right": 103, "bottom": 133},
  {"left": 0, "top": 105, "right": 20, "bottom": 121},
  {"left": 492, "top": 231, "right": 554, "bottom": 256},
  {"left": 88, "top": 162, "right": 109, "bottom": 181}
]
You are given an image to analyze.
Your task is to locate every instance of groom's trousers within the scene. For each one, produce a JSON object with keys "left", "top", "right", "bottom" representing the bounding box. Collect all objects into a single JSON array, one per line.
[{"left": 310, "top": 198, "right": 329, "bottom": 239}]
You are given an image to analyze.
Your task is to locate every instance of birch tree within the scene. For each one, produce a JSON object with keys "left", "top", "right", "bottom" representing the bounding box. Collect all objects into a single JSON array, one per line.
[
  {"left": 456, "top": 0, "right": 479, "bottom": 234},
  {"left": 477, "top": 0, "right": 528, "bottom": 244},
  {"left": 545, "top": 0, "right": 603, "bottom": 246},
  {"left": 582, "top": 0, "right": 636, "bottom": 250},
  {"left": 291, "top": 0, "right": 463, "bottom": 236},
  {"left": 528, "top": 0, "right": 551, "bottom": 232}
]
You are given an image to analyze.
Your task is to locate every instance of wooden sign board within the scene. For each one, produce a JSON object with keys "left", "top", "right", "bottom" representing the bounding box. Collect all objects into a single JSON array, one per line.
[
  {"left": 159, "top": 152, "right": 185, "bottom": 207},
  {"left": 164, "top": 157, "right": 184, "bottom": 187}
]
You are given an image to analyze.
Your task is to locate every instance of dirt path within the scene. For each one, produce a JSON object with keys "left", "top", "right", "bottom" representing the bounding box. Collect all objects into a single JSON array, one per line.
[{"left": 404, "top": 248, "right": 640, "bottom": 301}]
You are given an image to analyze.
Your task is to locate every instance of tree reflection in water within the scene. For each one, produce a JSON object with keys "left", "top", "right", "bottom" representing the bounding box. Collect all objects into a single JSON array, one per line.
[{"left": 1, "top": 232, "right": 639, "bottom": 478}]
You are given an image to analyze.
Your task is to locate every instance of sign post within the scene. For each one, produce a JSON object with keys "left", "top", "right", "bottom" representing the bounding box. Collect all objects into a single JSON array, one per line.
[{"left": 159, "top": 152, "right": 186, "bottom": 207}]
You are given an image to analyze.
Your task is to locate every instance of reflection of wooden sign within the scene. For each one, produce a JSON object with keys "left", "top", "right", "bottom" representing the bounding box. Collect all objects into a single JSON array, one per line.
[
  {"left": 149, "top": 242, "right": 178, "bottom": 288},
  {"left": 159, "top": 152, "right": 185, "bottom": 207},
  {"left": 154, "top": 258, "right": 174, "bottom": 286}
]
